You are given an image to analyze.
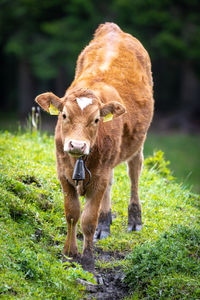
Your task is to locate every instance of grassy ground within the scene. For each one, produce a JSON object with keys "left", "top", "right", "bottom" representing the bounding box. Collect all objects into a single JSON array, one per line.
[{"left": 0, "top": 130, "right": 199, "bottom": 299}]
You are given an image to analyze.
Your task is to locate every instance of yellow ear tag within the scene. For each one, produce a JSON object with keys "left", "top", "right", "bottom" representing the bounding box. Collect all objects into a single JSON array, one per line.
[
  {"left": 103, "top": 113, "right": 113, "bottom": 123},
  {"left": 49, "top": 103, "right": 59, "bottom": 115}
]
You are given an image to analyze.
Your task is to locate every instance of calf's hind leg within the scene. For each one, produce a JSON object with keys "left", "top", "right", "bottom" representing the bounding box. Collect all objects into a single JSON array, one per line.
[
  {"left": 127, "top": 149, "right": 143, "bottom": 232},
  {"left": 94, "top": 170, "right": 113, "bottom": 241}
]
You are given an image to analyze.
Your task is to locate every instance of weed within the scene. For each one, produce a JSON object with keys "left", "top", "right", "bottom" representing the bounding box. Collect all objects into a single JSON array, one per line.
[{"left": 144, "top": 150, "right": 173, "bottom": 180}]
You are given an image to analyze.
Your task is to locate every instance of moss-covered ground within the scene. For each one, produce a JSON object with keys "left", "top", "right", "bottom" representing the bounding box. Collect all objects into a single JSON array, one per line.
[{"left": 0, "top": 130, "right": 199, "bottom": 299}]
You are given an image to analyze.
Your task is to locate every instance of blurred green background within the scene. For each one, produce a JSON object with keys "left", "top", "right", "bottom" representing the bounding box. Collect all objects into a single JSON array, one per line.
[{"left": 0, "top": 0, "right": 199, "bottom": 192}]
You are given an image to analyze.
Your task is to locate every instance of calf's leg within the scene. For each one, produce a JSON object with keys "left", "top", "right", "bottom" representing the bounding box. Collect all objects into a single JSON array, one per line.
[
  {"left": 59, "top": 177, "right": 81, "bottom": 257},
  {"left": 80, "top": 177, "right": 109, "bottom": 270},
  {"left": 127, "top": 149, "right": 143, "bottom": 232},
  {"left": 94, "top": 170, "right": 113, "bottom": 241}
]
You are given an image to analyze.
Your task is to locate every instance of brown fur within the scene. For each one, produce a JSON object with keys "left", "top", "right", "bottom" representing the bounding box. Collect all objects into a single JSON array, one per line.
[{"left": 35, "top": 23, "right": 154, "bottom": 269}]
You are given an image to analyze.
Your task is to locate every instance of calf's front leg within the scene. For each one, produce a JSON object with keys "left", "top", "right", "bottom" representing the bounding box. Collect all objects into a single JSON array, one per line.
[
  {"left": 80, "top": 176, "right": 109, "bottom": 270},
  {"left": 94, "top": 170, "right": 113, "bottom": 241},
  {"left": 59, "top": 176, "right": 81, "bottom": 257}
]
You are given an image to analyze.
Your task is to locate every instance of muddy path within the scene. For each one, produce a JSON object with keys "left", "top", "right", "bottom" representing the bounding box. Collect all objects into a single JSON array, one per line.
[{"left": 79, "top": 247, "right": 130, "bottom": 300}]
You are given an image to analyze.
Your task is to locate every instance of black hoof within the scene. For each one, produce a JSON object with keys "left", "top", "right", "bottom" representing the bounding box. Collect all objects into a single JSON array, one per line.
[
  {"left": 94, "top": 210, "right": 112, "bottom": 241},
  {"left": 127, "top": 224, "right": 143, "bottom": 232},
  {"left": 128, "top": 203, "right": 142, "bottom": 232},
  {"left": 94, "top": 229, "right": 110, "bottom": 241}
]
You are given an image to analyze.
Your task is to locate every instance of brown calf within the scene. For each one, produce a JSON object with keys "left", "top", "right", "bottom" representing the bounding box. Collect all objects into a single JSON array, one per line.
[{"left": 35, "top": 23, "right": 154, "bottom": 270}]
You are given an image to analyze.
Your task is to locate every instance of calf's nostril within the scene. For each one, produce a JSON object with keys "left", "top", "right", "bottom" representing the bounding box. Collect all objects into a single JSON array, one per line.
[
  {"left": 81, "top": 143, "right": 86, "bottom": 151},
  {"left": 69, "top": 141, "right": 74, "bottom": 149}
]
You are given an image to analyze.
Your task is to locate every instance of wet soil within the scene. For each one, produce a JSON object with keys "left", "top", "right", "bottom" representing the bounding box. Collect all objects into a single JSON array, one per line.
[{"left": 80, "top": 247, "right": 130, "bottom": 300}]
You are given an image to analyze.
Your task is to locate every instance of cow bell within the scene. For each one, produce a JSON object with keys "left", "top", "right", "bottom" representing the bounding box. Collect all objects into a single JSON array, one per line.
[{"left": 72, "top": 157, "right": 85, "bottom": 186}]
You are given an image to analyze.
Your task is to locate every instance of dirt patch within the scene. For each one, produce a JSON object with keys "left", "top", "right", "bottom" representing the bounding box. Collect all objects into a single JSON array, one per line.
[
  {"left": 63, "top": 243, "right": 130, "bottom": 299},
  {"left": 94, "top": 246, "right": 126, "bottom": 262},
  {"left": 84, "top": 268, "right": 129, "bottom": 300},
  {"left": 81, "top": 247, "right": 130, "bottom": 300}
]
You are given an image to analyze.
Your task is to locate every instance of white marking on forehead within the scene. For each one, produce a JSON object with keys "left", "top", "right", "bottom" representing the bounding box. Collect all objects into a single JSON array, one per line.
[{"left": 76, "top": 97, "right": 93, "bottom": 111}]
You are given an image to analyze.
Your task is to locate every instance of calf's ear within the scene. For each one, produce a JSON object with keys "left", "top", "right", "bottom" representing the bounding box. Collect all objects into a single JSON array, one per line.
[
  {"left": 35, "top": 92, "right": 63, "bottom": 115},
  {"left": 100, "top": 101, "right": 126, "bottom": 121}
]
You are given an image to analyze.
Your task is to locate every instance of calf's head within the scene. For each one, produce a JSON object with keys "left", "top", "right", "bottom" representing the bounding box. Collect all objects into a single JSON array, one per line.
[{"left": 35, "top": 89, "right": 125, "bottom": 157}]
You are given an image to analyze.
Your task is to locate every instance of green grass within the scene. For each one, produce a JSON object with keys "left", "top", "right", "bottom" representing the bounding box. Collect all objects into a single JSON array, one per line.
[
  {"left": 0, "top": 130, "right": 199, "bottom": 299},
  {"left": 144, "top": 133, "right": 200, "bottom": 193},
  {"left": 124, "top": 225, "right": 200, "bottom": 299}
]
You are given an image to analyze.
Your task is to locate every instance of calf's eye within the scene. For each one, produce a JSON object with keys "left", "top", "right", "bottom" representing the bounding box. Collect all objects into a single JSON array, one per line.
[
  {"left": 62, "top": 114, "right": 66, "bottom": 120},
  {"left": 94, "top": 118, "right": 99, "bottom": 124}
]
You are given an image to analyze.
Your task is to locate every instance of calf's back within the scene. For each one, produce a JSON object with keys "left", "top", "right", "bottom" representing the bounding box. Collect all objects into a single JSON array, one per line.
[{"left": 65, "top": 22, "right": 154, "bottom": 165}]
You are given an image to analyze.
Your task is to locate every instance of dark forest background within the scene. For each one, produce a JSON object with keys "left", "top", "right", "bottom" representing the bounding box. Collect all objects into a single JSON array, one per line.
[{"left": 0, "top": 0, "right": 200, "bottom": 131}]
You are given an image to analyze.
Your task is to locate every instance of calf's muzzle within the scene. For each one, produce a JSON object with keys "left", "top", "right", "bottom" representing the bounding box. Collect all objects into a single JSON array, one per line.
[{"left": 64, "top": 139, "right": 89, "bottom": 156}]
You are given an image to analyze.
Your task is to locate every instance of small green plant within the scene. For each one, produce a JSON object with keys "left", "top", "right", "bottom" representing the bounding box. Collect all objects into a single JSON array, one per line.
[
  {"left": 63, "top": 261, "right": 97, "bottom": 285},
  {"left": 144, "top": 150, "right": 174, "bottom": 180}
]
